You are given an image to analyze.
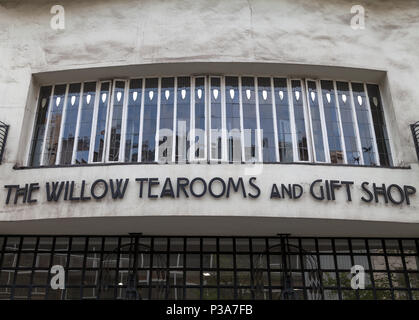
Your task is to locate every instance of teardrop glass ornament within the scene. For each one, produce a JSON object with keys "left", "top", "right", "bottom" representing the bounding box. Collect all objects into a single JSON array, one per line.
[
  {"left": 181, "top": 89, "right": 186, "bottom": 100},
  {"left": 229, "top": 89, "right": 235, "bottom": 100},
  {"left": 342, "top": 94, "right": 347, "bottom": 103},
  {"left": 357, "top": 95, "right": 362, "bottom": 106},
  {"left": 373, "top": 97, "right": 378, "bottom": 107},
  {"left": 262, "top": 90, "right": 268, "bottom": 100},
  {"left": 326, "top": 93, "right": 331, "bottom": 104},
  {"left": 213, "top": 89, "right": 219, "bottom": 100},
  {"left": 310, "top": 91, "right": 315, "bottom": 102},
  {"left": 246, "top": 89, "right": 251, "bottom": 100},
  {"left": 295, "top": 91, "right": 300, "bottom": 101},
  {"left": 279, "top": 91, "right": 284, "bottom": 100},
  {"left": 117, "top": 92, "right": 122, "bottom": 102},
  {"left": 71, "top": 96, "right": 76, "bottom": 106},
  {"left": 133, "top": 92, "right": 138, "bottom": 102},
  {"left": 165, "top": 90, "right": 170, "bottom": 100},
  {"left": 149, "top": 90, "right": 154, "bottom": 101},
  {"left": 101, "top": 93, "right": 107, "bottom": 103},
  {"left": 197, "top": 89, "right": 202, "bottom": 99},
  {"left": 56, "top": 97, "right": 61, "bottom": 107},
  {"left": 41, "top": 98, "right": 47, "bottom": 108}
]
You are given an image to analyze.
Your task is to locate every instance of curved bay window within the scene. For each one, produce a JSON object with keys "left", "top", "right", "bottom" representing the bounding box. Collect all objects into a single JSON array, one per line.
[{"left": 28, "top": 75, "right": 393, "bottom": 167}]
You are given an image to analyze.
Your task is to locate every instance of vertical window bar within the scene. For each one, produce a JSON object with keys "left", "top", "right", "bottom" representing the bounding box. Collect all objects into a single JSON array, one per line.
[
  {"left": 270, "top": 78, "right": 280, "bottom": 162},
  {"left": 365, "top": 239, "right": 377, "bottom": 299},
  {"left": 27, "top": 237, "right": 40, "bottom": 300},
  {"left": 44, "top": 237, "right": 56, "bottom": 300},
  {"left": 91, "top": 82, "right": 111, "bottom": 163},
  {"left": 29, "top": 86, "right": 53, "bottom": 166},
  {"left": 80, "top": 237, "right": 89, "bottom": 299},
  {"left": 71, "top": 82, "right": 85, "bottom": 164},
  {"left": 154, "top": 78, "right": 162, "bottom": 163},
  {"left": 381, "top": 239, "right": 395, "bottom": 300},
  {"left": 193, "top": 77, "right": 207, "bottom": 161},
  {"left": 209, "top": 77, "right": 223, "bottom": 162},
  {"left": 238, "top": 77, "right": 245, "bottom": 162},
  {"left": 124, "top": 79, "right": 143, "bottom": 162},
  {"left": 320, "top": 80, "right": 345, "bottom": 164},
  {"left": 119, "top": 81, "right": 130, "bottom": 162},
  {"left": 331, "top": 239, "right": 342, "bottom": 300},
  {"left": 366, "top": 84, "right": 393, "bottom": 167},
  {"left": 137, "top": 78, "right": 146, "bottom": 163},
  {"left": 285, "top": 79, "right": 299, "bottom": 162},
  {"left": 254, "top": 77, "right": 263, "bottom": 162},
  {"left": 305, "top": 80, "right": 327, "bottom": 162},
  {"left": 55, "top": 84, "right": 70, "bottom": 165},
  {"left": 59, "top": 83, "right": 82, "bottom": 165},
  {"left": 399, "top": 239, "right": 413, "bottom": 300}
]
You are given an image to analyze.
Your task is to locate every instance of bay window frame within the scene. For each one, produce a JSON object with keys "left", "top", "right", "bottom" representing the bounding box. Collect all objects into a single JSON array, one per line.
[{"left": 28, "top": 76, "right": 394, "bottom": 168}]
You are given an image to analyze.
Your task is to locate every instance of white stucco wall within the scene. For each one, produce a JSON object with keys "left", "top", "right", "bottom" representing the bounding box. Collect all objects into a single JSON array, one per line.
[{"left": 0, "top": 0, "right": 418, "bottom": 235}]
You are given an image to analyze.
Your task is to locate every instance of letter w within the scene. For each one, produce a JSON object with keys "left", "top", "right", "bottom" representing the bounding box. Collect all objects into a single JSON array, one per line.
[
  {"left": 46, "top": 182, "right": 64, "bottom": 201},
  {"left": 109, "top": 179, "right": 129, "bottom": 199}
]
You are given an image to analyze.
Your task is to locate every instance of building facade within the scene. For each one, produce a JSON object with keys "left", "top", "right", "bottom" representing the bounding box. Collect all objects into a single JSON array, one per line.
[{"left": 0, "top": 0, "right": 418, "bottom": 300}]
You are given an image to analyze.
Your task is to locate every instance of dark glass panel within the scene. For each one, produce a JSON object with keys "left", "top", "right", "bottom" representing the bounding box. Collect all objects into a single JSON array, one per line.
[
  {"left": 274, "top": 78, "right": 293, "bottom": 162},
  {"left": 257, "top": 77, "right": 276, "bottom": 162},
  {"left": 124, "top": 79, "right": 142, "bottom": 162},
  {"left": 60, "top": 83, "right": 81, "bottom": 165},
  {"left": 241, "top": 77, "right": 258, "bottom": 162},
  {"left": 175, "top": 77, "right": 191, "bottom": 163},
  {"left": 43, "top": 84, "right": 67, "bottom": 165},
  {"left": 336, "top": 82, "right": 361, "bottom": 165},
  {"left": 225, "top": 77, "right": 242, "bottom": 162},
  {"left": 210, "top": 77, "right": 223, "bottom": 160},
  {"left": 352, "top": 82, "right": 376, "bottom": 165},
  {"left": 93, "top": 82, "right": 111, "bottom": 162},
  {"left": 194, "top": 77, "right": 206, "bottom": 159},
  {"left": 321, "top": 80, "right": 344, "bottom": 164},
  {"left": 75, "top": 82, "right": 96, "bottom": 164},
  {"left": 158, "top": 77, "right": 174, "bottom": 163},
  {"left": 108, "top": 81, "right": 126, "bottom": 161},
  {"left": 366, "top": 84, "right": 392, "bottom": 166},
  {"left": 307, "top": 81, "right": 326, "bottom": 162},
  {"left": 292, "top": 80, "right": 309, "bottom": 161},
  {"left": 142, "top": 78, "right": 158, "bottom": 163}
]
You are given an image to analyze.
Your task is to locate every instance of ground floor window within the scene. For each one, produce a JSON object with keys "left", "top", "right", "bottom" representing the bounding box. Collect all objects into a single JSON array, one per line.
[{"left": 0, "top": 235, "right": 418, "bottom": 300}]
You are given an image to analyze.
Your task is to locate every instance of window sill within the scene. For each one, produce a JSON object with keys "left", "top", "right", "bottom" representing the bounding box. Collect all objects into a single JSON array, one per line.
[{"left": 12, "top": 162, "right": 411, "bottom": 170}]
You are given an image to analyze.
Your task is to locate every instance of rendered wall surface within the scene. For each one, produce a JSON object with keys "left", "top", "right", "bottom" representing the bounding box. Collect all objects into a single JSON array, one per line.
[{"left": 0, "top": 0, "right": 418, "bottom": 235}]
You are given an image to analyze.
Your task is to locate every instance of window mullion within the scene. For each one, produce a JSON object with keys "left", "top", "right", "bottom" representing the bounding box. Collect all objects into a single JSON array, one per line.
[
  {"left": 88, "top": 82, "right": 101, "bottom": 163},
  {"left": 316, "top": 80, "right": 331, "bottom": 163},
  {"left": 254, "top": 76, "right": 262, "bottom": 163},
  {"left": 221, "top": 76, "right": 228, "bottom": 163},
  {"left": 71, "top": 82, "right": 84, "bottom": 165},
  {"left": 137, "top": 78, "right": 146, "bottom": 163},
  {"left": 271, "top": 77, "right": 280, "bottom": 163},
  {"left": 333, "top": 81, "right": 348, "bottom": 164},
  {"left": 172, "top": 77, "right": 178, "bottom": 163},
  {"left": 363, "top": 83, "right": 380, "bottom": 166},
  {"left": 238, "top": 76, "right": 245, "bottom": 163},
  {"left": 287, "top": 79, "right": 299, "bottom": 162},
  {"left": 204, "top": 76, "right": 209, "bottom": 162},
  {"left": 119, "top": 80, "right": 130, "bottom": 163},
  {"left": 55, "top": 84, "right": 70, "bottom": 165},
  {"left": 102, "top": 81, "right": 113, "bottom": 163},
  {"left": 40, "top": 84, "right": 55, "bottom": 166},
  {"left": 154, "top": 77, "right": 162, "bottom": 162},
  {"left": 190, "top": 77, "right": 196, "bottom": 162},
  {"left": 348, "top": 82, "right": 365, "bottom": 165},
  {"left": 301, "top": 79, "right": 315, "bottom": 163}
]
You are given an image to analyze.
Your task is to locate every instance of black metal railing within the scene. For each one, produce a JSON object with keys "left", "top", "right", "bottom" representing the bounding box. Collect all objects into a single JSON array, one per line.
[
  {"left": 411, "top": 122, "right": 419, "bottom": 161},
  {"left": 0, "top": 120, "right": 9, "bottom": 164}
]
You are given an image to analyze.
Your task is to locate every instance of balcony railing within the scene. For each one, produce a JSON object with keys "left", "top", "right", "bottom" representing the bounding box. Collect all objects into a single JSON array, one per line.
[
  {"left": 0, "top": 120, "right": 9, "bottom": 164},
  {"left": 412, "top": 121, "right": 419, "bottom": 161}
]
